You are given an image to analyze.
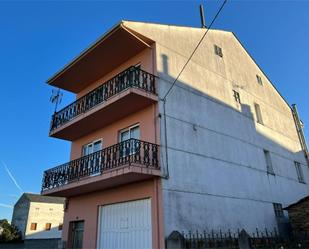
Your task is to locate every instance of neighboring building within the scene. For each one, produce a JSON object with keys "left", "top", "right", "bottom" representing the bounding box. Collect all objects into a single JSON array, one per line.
[
  {"left": 41, "top": 21, "right": 309, "bottom": 248},
  {"left": 285, "top": 196, "right": 309, "bottom": 233},
  {"left": 11, "top": 193, "right": 65, "bottom": 240}
]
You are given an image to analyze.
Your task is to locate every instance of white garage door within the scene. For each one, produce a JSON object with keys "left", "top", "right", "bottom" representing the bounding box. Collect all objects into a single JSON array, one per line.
[{"left": 97, "top": 199, "right": 152, "bottom": 249}]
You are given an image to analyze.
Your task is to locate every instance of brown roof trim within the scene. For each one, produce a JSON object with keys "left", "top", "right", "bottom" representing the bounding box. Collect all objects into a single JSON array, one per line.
[{"left": 46, "top": 21, "right": 124, "bottom": 85}]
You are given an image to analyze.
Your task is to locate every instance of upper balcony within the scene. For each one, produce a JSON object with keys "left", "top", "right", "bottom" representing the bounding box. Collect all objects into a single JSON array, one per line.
[
  {"left": 41, "top": 138, "right": 160, "bottom": 197},
  {"left": 49, "top": 66, "right": 158, "bottom": 140}
]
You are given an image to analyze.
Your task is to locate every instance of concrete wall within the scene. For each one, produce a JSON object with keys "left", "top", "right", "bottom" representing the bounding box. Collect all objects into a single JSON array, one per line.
[
  {"left": 0, "top": 239, "right": 61, "bottom": 249},
  {"left": 25, "top": 202, "right": 64, "bottom": 239},
  {"left": 11, "top": 197, "right": 29, "bottom": 240},
  {"left": 124, "top": 21, "right": 309, "bottom": 235}
]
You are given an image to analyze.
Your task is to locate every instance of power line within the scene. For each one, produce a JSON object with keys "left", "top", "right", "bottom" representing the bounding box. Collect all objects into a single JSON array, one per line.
[{"left": 162, "top": 0, "right": 228, "bottom": 101}]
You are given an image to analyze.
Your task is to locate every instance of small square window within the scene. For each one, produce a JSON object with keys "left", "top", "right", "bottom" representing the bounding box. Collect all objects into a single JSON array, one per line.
[
  {"left": 58, "top": 223, "right": 63, "bottom": 231},
  {"left": 256, "top": 75, "right": 263, "bottom": 85},
  {"left": 254, "top": 103, "right": 263, "bottom": 124},
  {"left": 30, "top": 223, "right": 37, "bottom": 231},
  {"left": 214, "top": 45, "right": 223, "bottom": 57},
  {"left": 295, "top": 161, "right": 305, "bottom": 183},
  {"left": 45, "top": 223, "right": 51, "bottom": 231},
  {"left": 273, "top": 203, "right": 284, "bottom": 218},
  {"left": 233, "top": 90, "right": 241, "bottom": 104}
]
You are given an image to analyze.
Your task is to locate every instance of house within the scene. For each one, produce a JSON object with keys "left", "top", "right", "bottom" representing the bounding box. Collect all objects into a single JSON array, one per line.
[
  {"left": 284, "top": 196, "right": 309, "bottom": 233},
  {"left": 41, "top": 21, "right": 309, "bottom": 248},
  {"left": 11, "top": 193, "right": 65, "bottom": 240}
]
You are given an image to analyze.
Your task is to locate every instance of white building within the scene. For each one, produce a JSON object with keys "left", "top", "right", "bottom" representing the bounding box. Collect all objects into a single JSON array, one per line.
[
  {"left": 12, "top": 193, "right": 65, "bottom": 240},
  {"left": 41, "top": 21, "right": 309, "bottom": 248}
]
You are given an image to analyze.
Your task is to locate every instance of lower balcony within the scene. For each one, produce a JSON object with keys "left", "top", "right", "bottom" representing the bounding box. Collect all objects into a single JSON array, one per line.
[{"left": 41, "top": 139, "right": 160, "bottom": 197}]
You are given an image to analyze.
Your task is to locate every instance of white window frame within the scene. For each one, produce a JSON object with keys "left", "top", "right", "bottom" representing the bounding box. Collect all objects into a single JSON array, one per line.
[
  {"left": 81, "top": 139, "right": 103, "bottom": 177},
  {"left": 82, "top": 139, "right": 103, "bottom": 156},
  {"left": 119, "top": 124, "right": 140, "bottom": 157},
  {"left": 119, "top": 124, "right": 140, "bottom": 142}
]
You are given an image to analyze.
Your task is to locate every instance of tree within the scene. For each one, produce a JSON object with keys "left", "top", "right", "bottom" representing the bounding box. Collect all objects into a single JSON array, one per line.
[{"left": 0, "top": 219, "right": 21, "bottom": 243}]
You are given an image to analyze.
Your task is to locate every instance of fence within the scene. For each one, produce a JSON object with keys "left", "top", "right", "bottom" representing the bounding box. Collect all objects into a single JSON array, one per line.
[{"left": 166, "top": 229, "right": 309, "bottom": 249}]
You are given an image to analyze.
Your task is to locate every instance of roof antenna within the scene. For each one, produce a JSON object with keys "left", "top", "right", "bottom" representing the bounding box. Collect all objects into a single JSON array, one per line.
[
  {"left": 50, "top": 88, "right": 63, "bottom": 113},
  {"left": 199, "top": 4, "right": 207, "bottom": 28}
]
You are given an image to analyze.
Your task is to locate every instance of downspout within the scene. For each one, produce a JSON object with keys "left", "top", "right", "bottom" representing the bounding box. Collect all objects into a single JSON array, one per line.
[
  {"left": 292, "top": 104, "right": 309, "bottom": 165},
  {"left": 162, "top": 99, "right": 170, "bottom": 179}
]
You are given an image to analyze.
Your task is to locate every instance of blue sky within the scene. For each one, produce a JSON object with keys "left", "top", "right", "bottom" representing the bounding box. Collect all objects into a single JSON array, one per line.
[{"left": 0, "top": 1, "right": 308, "bottom": 221}]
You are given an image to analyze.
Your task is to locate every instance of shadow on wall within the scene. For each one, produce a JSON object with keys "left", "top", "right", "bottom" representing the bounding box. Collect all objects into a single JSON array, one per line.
[
  {"left": 0, "top": 227, "right": 62, "bottom": 249},
  {"left": 159, "top": 53, "right": 308, "bottom": 234},
  {"left": 0, "top": 238, "right": 61, "bottom": 249},
  {"left": 24, "top": 226, "right": 62, "bottom": 240}
]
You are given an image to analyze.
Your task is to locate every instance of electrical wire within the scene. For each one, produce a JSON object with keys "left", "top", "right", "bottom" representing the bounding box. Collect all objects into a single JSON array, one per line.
[{"left": 162, "top": 0, "right": 228, "bottom": 101}]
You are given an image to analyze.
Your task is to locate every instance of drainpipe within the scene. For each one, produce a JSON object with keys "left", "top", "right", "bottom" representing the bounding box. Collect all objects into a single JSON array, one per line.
[
  {"left": 292, "top": 104, "right": 309, "bottom": 165},
  {"left": 162, "top": 99, "right": 170, "bottom": 179}
]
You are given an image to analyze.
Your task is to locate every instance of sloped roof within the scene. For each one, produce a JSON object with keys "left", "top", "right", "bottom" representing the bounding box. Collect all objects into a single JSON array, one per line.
[
  {"left": 22, "top": 193, "right": 65, "bottom": 204},
  {"left": 47, "top": 19, "right": 292, "bottom": 110},
  {"left": 284, "top": 196, "right": 309, "bottom": 210}
]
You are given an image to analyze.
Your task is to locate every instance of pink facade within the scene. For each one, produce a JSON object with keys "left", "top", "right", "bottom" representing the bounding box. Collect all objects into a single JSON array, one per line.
[{"left": 42, "top": 24, "right": 164, "bottom": 248}]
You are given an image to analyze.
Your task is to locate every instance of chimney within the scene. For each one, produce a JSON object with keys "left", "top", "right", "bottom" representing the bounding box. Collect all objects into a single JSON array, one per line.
[{"left": 199, "top": 4, "right": 207, "bottom": 28}]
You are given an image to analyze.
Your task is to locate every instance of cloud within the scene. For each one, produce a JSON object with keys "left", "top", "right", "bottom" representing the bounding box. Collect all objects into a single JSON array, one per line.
[
  {"left": 1, "top": 161, "right": 23, "bottom": 194},
  {"left": 0, "top": 203, "right": 13, "bottom": 209}
]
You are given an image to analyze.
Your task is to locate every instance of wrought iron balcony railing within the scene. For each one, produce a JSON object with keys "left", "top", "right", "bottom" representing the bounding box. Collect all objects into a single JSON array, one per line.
[
  {"left": 41, "top": 139, "right": 159, "bottom": 192},
  {"left": 50, "top": 66, "right": 156, "bottom": 132}
]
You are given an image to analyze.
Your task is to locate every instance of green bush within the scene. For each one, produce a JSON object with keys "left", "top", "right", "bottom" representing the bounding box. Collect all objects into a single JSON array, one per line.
[{"left": 0, "top": 219, "right": 21, "bottom": 243}]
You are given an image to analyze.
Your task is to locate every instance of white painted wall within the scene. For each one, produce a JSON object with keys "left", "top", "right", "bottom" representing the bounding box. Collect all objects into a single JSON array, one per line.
[
  {"left": 25, "top": 202, "right": 64, "bottom": 239},
  {"left": 124, "top": 21, "right": 309, "bottom": 236}
]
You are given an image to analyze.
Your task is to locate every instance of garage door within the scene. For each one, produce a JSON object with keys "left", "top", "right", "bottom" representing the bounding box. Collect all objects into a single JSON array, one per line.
[{"left": 97, "top": 199, "right": 152, "bottom": 249}]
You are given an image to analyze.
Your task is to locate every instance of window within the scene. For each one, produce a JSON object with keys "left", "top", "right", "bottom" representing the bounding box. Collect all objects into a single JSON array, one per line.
[
  {"left": 58, "top": 223, "right": 63, "bottom": 231},
  {"left": 30, "top": 223, "right": 37, "bottom": 231},
  {"left": 82, "top": 139, "right": 103, "bottom": 176},
  {"left": 119, "top": 125, "right": 140, "bottom": 142},
  {"left": 233, "top": 90, "right": 241, "bottom": 104},
  {"left": 119, "top": 124, "right": 140, "bottom": 157},
  {"left": 295, "top": 161, "right": 305, "bottom": 183},
  {"left": 214, "top": 44, "right": 223, "bottom": 57},
  {"left": 254, "top": 103, "right": 263, "bottom": 124},
  {"left": 273, "top": 203, "right": 284, "bottom": 218},
  {"left": 256, "top": 75, "right": 263, "bottom": 85},
  {"left": 82, "top": 139, "right": 102, "bottom": 156},
  {"left": 264, "top": 150, "right": 274, "bottom": 174},
  {"left": 45, "top": 223, "right": 51, "bottom": 231}
]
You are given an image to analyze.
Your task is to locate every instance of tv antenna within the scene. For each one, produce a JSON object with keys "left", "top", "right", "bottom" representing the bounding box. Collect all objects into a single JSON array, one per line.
[{"left": 50, "top": 88, "right": 63, "bottom": 113}]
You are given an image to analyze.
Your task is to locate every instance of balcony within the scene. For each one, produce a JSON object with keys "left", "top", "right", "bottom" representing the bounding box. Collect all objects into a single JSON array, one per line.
[
  {"left": 49, "top": 66, "right": 157, "bottom": 140},
  {"left": 41, "top": 139, "right": 160, "bottom": 197}
]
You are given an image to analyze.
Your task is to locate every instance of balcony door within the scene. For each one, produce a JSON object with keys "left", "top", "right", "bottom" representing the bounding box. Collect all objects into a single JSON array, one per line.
[
  {"left": 82, "top": 139, "right": 102, "bottom": 175},
  {"left": 119, "top": 125, "right": 140, "bottom": 157}
]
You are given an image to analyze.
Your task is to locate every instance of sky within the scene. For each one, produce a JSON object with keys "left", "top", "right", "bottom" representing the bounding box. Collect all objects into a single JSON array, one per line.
[{"left": 0, "top": 0, "right": 308, "bottom": 221}]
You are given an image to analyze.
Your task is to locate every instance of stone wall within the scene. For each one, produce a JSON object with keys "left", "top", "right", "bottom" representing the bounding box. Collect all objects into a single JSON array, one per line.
[{"left": 287, "top": 198, "right": 309, "bottom": 232}]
